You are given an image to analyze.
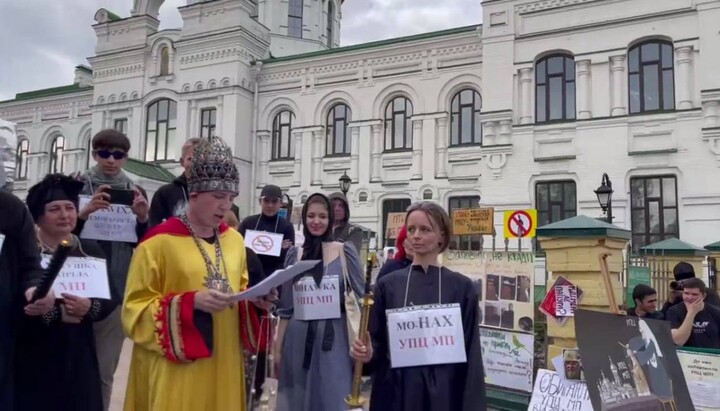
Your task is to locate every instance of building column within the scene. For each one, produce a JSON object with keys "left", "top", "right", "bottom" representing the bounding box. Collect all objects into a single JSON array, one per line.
[
  {"left": 370, "top": 124, "right": 382, "bottom": 182},
  {"left": 519, "top": 68, "right": 533, "bottom": 124},
  {"left": 292, "top": 130, "right": 302, "bottom": 186},
  {"left": 610, "top": 55, "right": 627, "bottom": 116},
  {"left": 189, "top": 100, "right": 198, "bottom": 139},
  {"left": 350, "top": 125, "right": 360, "bottom": 182},
  {"left": 436, "top": 117, "right": 448, "bottom": 178},
  {"left": 411, "top": 120, "right": 423, "bottom": 180},
  {"left": 258, "top": 131, "right": 270, "bottom": 187},
  {"left": 676, "top": 46, "right": 694, "bottom": 110},
  {"left": 311, "top": 130, "right": 323, "bottom": 185},
  {"left": 576, "top": 59, "right": 592, "bottom": 119},
  {"left": 216, "top": 95, "right": 224, "bottom": 137}
]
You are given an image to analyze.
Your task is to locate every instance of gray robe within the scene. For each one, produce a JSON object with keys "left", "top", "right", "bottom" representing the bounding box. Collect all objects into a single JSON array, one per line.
[{"left": 276, "top": 242, "right": 364, "bottom": 411}]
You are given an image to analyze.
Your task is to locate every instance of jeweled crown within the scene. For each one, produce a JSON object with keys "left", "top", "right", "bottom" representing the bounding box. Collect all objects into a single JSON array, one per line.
[{"left": 188, "top": 137, "right": 239, "bottom": 194}]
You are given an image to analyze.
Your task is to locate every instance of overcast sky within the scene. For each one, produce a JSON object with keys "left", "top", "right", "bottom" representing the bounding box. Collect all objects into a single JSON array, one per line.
[{"left": 0, "top": 0, "right": 481, "bottom": 101}]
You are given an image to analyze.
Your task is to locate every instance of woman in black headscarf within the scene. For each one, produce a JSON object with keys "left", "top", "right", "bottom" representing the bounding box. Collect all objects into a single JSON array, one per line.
[
  {"left": 273, "top": 193, "right": 365, "bottom": 411},
  {"left": 16, "top": 174, "right": 116, "bottom": 411}
]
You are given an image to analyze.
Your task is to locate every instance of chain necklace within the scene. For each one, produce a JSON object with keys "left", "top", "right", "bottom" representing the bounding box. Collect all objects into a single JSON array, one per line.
[{"left": 179, "top": 214, "right": 233, "bottom": 293}]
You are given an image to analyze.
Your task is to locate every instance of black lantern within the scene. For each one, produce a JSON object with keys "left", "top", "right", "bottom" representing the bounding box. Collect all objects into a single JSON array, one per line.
[
  {"left": 339, "top": 171, "right": 351, "bottom": 196},
  {"left": 594, "top": 173, "right": 613, "bottom": 223}
]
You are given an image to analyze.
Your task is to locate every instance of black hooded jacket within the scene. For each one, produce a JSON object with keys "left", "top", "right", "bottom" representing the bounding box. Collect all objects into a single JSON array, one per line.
[
  {"left": 328, "top": 192, "right": 363, "bottom": 253},
  {"left": 149, "top": 174, "right": 239, "bottom": 228}
]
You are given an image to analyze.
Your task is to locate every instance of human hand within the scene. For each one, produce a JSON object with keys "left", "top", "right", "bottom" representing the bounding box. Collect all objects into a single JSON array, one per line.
[
  {"left": 131, "top": 188, "right": 149, "bottom": 223},
  {"left": 349, "top": 332, "right": 373, "bottom": 363},
  {"left": 24, "top": 287, "right": 56, "bottom": 316},
  {"left": 686, "top": 298, "right": 704, "bottom": 316},
  {"left": 79, "top": 185, "right": 111, "bottom": 219},
  {"left": 251, "top": 288, "right": 279, "bottom": 311},
  {"left": 60, "top": 305, "right": 83, "bottom": 324},
  {"left": 194, "top": 290, "right": 234, "bottom": 313},
  {"left": 282, "top": 240, "right": 293, "bottom": 250},
  {"left": 61, "top": 294, "right": 91, "bottom": 317}
]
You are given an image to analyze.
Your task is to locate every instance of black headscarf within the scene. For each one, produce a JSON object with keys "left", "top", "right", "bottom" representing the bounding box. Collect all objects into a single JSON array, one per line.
[
  {"left": 300, "top": 193, "right": 334, "bottom": 286},
  {"left": 26, "top": 173, "right": 84, "bottom": 222},
  {"left": 298, "top": 193, "right": 337, "bottom": 366}
]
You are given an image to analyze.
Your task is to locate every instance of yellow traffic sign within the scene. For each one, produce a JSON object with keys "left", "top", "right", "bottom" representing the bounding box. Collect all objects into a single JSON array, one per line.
[{"left": 503, "top": 209, "right": 537, "bottom": 239}]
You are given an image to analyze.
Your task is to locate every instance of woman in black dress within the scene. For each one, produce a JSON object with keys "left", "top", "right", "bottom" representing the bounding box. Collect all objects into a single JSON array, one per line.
[
  {"left": 351, "top": 201, "right": 486, "bottom": 411},
  {"left": 15, "top": 174, "right": 115, "bottom": 411}
]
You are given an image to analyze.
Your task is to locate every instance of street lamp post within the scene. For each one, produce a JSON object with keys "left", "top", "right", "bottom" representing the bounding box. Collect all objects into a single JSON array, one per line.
[
  {"left": 339, "top": 171, "right": 352, "bottom": 196},
  {"left": 594, "top": 173, "right": 614, "bottom": 224}
]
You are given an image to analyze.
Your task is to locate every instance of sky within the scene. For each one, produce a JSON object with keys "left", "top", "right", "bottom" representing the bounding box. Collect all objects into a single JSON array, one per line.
[{"left": 0, "top": 0, "right": 481, "bottom": 101}]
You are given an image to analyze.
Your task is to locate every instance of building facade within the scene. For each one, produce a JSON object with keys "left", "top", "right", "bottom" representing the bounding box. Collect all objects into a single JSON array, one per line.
[{"left": 1, "top": 0, "right": 719, "bottom": 253}]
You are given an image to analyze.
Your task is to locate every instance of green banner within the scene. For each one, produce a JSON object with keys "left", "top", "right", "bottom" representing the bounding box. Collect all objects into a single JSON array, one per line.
[{"left": 626, "top": 266, "right": 651, "bottom": 306}]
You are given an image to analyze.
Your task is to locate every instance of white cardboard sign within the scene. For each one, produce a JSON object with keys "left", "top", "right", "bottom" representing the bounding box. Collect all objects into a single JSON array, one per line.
[
  {"left": 78, "top": 195, "right": 138, "bottom": 243},
  {"left": 245, "top": 229, "right": 283, "bottom": 257},
  {"left": 386, "top": 303, "right": 467, "bottom": 369},
  {"left": 293, "top": 275, "right": 341, "bottom": 321},
  {"left": 528, "top": 369, "right": 592, "bottom": 411},
  {"left": 41, "top": 255, "right": 111, "bottom": 299}
]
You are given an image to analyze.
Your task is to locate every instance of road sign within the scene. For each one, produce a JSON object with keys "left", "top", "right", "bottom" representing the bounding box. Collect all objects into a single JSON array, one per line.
[
  {"left": 503, "top": 209, "right": 537, "bottom": 239},
  {"left": 452, "top": 207, "right": 494, "bottom": 235}
]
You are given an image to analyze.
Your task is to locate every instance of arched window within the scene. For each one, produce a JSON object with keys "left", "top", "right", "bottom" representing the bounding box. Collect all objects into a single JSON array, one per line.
[
  {"left": 326, "top": 104, "right": 351, "bottom": 156},
  {"left": 423, "top": 189, "right": 433, "bottom": 200},
  {"left": 535, "top": 54, "right": 576, "bottom": 123},
  {"left": 301, "top": 194, "right": 308, "bottom": 204},
  {"left": 145, "top": 99, "right": 178, "bottom": 161},
  {"left": 272, "top": 110, "right": 295, "bottom": 160},
  {"left": 288, "top": 0, "right": 303, "bottom": 38},
  {"left": 384, "top": 96, "right": 413, "bottom": 151},
  {"left": 15, "top": 139, "right": 29, "bottom": 180},
  {"left": 160, "top": 46, "right": 170, "bottom": 76},
  {"left": 628, "top": 40, "right": 675, "bottom": 114},
  {"left": 358, "top": 192, "right": 368, "bottom": 202},
  {"left": 326, "top": 1, "right": 334, "bottom": 47},
  {"left": 450, "top": 89, "right": 482, "bottom": 146},
  {"left": 49, "top": 136, "right": 65, "bottom": 173}
]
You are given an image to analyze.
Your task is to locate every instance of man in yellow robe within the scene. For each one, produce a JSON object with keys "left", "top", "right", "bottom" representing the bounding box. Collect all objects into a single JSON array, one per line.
[{"left": 122, "top": 137, "right": 267, "bottom": 411}]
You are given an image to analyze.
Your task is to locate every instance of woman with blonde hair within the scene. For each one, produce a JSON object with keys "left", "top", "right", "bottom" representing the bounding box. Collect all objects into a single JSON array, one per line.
[{"left": 350, "top": 201, "right": 486, "bottom": 411}]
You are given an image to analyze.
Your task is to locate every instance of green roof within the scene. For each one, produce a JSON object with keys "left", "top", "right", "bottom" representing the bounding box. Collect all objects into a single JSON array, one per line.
[
  {"left": 263, "top": 24, "right": 481, "bottom": 64},
  {"left": 1, "top": 83, "right": 93, "bottom": 103},
  {"left": 640, "top": 238, "right": 707, "bottom": 256},
  {"left": 105, "top": 10, "right": 121, "bottom": 21},
  {"left": 706, "top": 241, "right": 720, "bottom": 252},
  {"left": 536, "top": 214, "right": 631, "bottom": 240},
  {"left": 124, "top": 158, "right": 176, "bottom": 183}
]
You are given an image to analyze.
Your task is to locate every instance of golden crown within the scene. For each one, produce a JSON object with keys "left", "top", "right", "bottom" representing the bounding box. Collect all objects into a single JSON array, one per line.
[{"left": 188, "top": 137, "right": 239, "bottom": 194}]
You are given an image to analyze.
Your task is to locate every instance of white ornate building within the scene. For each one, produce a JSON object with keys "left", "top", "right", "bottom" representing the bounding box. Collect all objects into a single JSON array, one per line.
[{"left": 2, "top": 0, "right": 720, "bottom": 253}]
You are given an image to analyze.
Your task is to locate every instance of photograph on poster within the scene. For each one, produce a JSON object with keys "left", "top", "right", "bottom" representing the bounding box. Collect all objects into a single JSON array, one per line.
[
  {"left": 575, "top": 310, "right": 694, "bottom": 411},
  {"left": 563, "top": 349, "right": 584, "bottom": 381},
  {"left": 443, "top": 250, "right": 535, "bottom": 333}
]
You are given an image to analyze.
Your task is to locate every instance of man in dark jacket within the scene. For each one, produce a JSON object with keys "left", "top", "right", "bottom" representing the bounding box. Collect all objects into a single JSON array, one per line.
[
  {"left": 329, "top": 192, "right": 363, "bottom": 252},
  {"left": 661, "top": 261, "right": 720, "bottom": 314},
  {"left": 149, "top": 138, "right": 238, "bottom": 228},
  {"left": 239, "top": 184, "right": 295, "bottom": 276}
]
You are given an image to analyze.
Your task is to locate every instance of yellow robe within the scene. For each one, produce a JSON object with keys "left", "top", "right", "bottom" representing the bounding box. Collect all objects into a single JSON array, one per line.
[{"left": 122, "top": 221, "right": 248, "bottom": 411}]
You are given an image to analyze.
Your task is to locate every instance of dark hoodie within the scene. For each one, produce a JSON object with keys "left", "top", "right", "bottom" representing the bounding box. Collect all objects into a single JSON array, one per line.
[
  {"left": 149, "top": 174, "right": 239, "bottom": 228},
  {"left": 328, "top": 192, "right": 363, "bottom": 253}
]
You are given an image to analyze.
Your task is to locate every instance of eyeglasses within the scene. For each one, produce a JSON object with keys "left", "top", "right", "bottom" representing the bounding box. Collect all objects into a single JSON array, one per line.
[{"left": 95, "top": 150, "right": 128, "bottom": 160}]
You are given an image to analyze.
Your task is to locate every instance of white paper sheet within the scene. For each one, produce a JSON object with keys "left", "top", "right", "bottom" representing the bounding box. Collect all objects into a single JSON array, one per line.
[{"left": 231, "top": 259, "right": 321, "bottom": 301}]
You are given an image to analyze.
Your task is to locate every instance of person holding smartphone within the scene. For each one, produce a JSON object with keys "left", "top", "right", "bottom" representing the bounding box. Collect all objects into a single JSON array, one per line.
[{"left": 74, "top": 129, "right": 149, "bottom": 411}]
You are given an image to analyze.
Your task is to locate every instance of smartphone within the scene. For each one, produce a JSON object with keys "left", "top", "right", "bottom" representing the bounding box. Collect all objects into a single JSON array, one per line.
[{"left": 106, "top": 188, "right": 135, "bottom": 206}]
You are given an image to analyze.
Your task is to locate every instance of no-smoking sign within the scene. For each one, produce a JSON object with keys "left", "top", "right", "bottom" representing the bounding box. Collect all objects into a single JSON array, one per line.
[
  {"left": 503, "top": 209, "right": 537, "bottom": 239},
  {"left": 252, "top": 235, "right": 274, "bottom": 253}
]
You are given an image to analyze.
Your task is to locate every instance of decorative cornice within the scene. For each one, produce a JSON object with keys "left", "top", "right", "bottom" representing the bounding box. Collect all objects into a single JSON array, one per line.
[
  {"left": 516, "top": 0, "right": 601, "bottom": 14},
  {"left": 179, "top": 47, "right": 253, "bottom": 65},
  {"left": 94, "top": 64, "right": 144, "bottom": 79}
]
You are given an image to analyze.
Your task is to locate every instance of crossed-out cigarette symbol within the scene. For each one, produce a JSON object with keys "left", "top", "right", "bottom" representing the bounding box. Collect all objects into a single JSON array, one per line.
[{"left": 252, "top": 235, "right": 273, "bottom": 252}]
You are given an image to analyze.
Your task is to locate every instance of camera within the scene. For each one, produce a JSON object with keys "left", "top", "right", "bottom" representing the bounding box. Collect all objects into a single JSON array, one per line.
[{"left": 670, "top": 281, "right": 684, "bottom": 292}]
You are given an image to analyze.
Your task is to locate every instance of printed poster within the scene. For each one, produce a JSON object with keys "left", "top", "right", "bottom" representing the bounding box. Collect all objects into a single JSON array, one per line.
[
  {"left": 479, "top": 327, "right": 534, "bottom": 392},
  {"left": 443, "top": 250, "right": 534, "bottom": 333},
  {"left": 575, "top": 309, "right": 694, "bottom": 411},
  {"left": 677, "top": 349, "right": 720, "bottom": 410}
]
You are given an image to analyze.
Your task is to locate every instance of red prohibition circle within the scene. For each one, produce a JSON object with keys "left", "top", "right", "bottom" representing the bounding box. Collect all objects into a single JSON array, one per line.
[
  {"left": 507, "top": 210, "right": 533, "bottom": 237},
  {"left": 252, "top": 235, "right": 274, "bottom": 252}
]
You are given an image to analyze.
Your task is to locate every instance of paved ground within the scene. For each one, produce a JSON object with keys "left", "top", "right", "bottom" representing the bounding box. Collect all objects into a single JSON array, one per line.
[{"left": 109, "top": 339, "right": 132, "bottom": 411}]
